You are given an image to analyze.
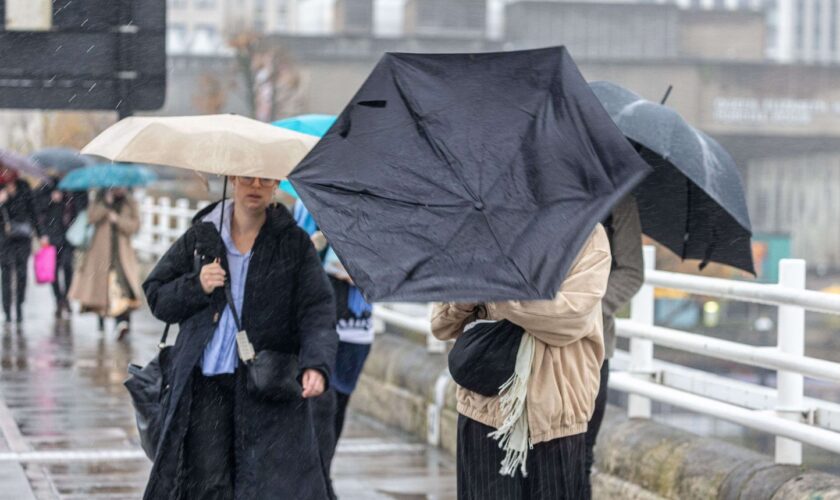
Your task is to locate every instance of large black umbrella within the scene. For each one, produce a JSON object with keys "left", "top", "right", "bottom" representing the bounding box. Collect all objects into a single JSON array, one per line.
[
  {"left": 290, "top": 47, "right": 651, "bottom": 303},
  {"left": 590, "top": 81, "right": 755, "bottom": 274},
  {"left": 30, "top": 147, "right": 92, "bottom": 175}
]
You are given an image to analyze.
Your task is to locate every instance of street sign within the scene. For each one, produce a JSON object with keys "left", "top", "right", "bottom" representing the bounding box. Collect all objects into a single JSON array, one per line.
[{"left": 0, "top": 0, "right": 166, "bottom": 114}]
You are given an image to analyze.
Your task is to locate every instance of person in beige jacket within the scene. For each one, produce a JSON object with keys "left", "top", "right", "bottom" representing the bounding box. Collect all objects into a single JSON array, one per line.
[{"left": 432, "top": 225, "right": 611, "bottom": 500}]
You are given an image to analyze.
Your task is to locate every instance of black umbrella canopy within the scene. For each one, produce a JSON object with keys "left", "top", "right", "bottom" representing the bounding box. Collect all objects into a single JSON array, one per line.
[
  {"left": 291, "top": 47, "right": 651, "bottom": 303},
  {"left": 30, "top": 147, "right": 93, "bottom": 175},
  {"left": 590, "top": 81, "right": 755, "bottom": 275}
]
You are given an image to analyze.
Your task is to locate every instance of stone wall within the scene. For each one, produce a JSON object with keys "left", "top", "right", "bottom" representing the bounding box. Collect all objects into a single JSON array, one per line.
[{"left": 352, "top": 333, "right": 840, "bottom": 499}]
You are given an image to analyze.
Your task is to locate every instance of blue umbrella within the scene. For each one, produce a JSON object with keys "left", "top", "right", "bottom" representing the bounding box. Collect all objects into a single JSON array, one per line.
[
  {"left": 273, "top": 114, "right": 337, "bottom": 199},
  {"left": 58, "top": 163, "right": 157, "bottom": 191},
  {"left": 273, "top": 114, "right": 337, "bottom": 138}
]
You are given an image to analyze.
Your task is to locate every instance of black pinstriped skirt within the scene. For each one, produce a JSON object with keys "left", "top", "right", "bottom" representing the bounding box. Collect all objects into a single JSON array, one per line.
[{"left": 457, "top": 415, "right": 586, "bottom": 500}]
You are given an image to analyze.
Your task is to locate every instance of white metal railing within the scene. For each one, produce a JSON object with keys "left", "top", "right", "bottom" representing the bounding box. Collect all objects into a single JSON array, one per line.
[
  {"left": 135, "top": 195, "right": 209, "bottom": 261},
  {"left": 135, "top": 197, "right": 840, "bottom": 464},
  {"left": 373, "top": 246, "right": 840, "bottom": 465}
]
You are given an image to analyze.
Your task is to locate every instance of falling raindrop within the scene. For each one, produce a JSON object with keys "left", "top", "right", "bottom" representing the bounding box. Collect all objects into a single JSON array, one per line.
[{"left": 86, "top": 45, "right": 95, "bottom": 54}]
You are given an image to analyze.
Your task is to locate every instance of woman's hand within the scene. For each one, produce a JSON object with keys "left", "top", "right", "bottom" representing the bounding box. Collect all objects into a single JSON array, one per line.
[
  {"left": 199, "top": 261, "right": 226, "bottom": 295},
  {"left": 108, "top": 211, "right": 119, "bottom": 224},
  {"left": 310, "top": 231, "right": 327, "bottom": 252},
  {"left": 301, "top": 369, "right": 325, "bottom": 398}
]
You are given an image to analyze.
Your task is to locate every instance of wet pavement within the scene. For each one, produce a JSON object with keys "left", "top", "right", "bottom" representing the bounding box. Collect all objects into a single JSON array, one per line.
[{"left": 0, "top": 277, "right": 456, "bottom": 499}]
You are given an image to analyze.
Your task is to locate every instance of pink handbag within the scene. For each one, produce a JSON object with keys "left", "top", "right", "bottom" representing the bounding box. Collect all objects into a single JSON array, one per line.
[{"left": 34, "top": 245, "right": 57, "bottom": 284}]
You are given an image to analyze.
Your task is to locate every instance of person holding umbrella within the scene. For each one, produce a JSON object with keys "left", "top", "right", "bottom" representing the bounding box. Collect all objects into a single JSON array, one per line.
[
  {"left": 583, "top": 195, "right": 644, "bottom": 498},
  {"left": 432, "top": 225, "right": 612, "bottom": 498},
  {"left": 68, "top": 187, "right": 142, "bottom": 339},
  {"left": 82, "top": 114, "right": 336, "bottom": 499},
  {"left": 0, "top": 170, "right": 46, "bottom": 326},
  {"left": 37, "top": 175, "right": 83, "bottom": 318}
]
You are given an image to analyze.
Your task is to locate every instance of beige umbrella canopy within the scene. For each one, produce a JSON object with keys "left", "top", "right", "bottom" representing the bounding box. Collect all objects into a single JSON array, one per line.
[{"left": 82, "top": 114, "right": 318, "bottom": 181}]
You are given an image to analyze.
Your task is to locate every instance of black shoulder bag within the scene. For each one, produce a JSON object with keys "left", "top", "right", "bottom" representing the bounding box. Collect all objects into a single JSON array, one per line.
[
  {"left": 124, "top": 324, "right": 172, "bottom": 460},
  {"left": 447, "top": 319, "right": 524, "bottom": 397},
  {"left": 223, "top": 284, "right": 302, "bottom": 401}
]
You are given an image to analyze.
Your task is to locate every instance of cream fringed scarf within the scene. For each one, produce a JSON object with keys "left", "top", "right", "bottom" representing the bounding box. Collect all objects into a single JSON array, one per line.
[{"left": 488, "top": 333, "right": 536, "bottom": 477}]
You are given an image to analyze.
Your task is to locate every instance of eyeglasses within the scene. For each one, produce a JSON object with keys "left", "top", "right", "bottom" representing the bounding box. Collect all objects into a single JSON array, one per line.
[{"left": 237, "top": 176, "right": 274, "bottom": 187}]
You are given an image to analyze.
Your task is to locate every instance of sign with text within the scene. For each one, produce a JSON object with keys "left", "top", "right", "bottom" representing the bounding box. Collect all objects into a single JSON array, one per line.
[{"left": 0, "top": 0, "right": 166, "bottom": 113}]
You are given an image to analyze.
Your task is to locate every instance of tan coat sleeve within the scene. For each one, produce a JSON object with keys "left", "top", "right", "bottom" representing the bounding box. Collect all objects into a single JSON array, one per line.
[
  {"left": 431, "top": 302, "right": 478, "bottom": 341},
  {"left": 87, "top": 200, "right": 109, "bottom": 225},
  {"left": 114, "top": 197, "right": 140, "bottom": 236},
  {"left": 486, "top": 225, "right": 612, "bottom": 348}
]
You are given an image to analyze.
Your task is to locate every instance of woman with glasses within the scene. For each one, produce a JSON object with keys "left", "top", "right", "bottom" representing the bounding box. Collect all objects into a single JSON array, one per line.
[{"left": 141, "top": 175, "right": 338, "bottom": 500}]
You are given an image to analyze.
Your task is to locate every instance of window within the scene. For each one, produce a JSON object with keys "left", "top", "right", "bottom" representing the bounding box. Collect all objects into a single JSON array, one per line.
[
  {"left": 831, "top": 0, "right": 839, "bottom": 55},
  {"left": 276, "top": 0, "right": 290, "bottom": 31},
  {"left": 814, "top": 0, "right": 822, "bottom": 51},
  {"left": 795, "top": 0, "right": 805, "bottom": 52},
  {"left": 195, "top": 0, "right": 217, "bottom": 9},
  {"left": 192, "top": 24, "right": 220, "bottom": 54},
  {"left": 169, "top": 0, "right": 188, "bottom": 7},
  {"left": 166, "top": 23, "right": 189, "bottom": 54}
]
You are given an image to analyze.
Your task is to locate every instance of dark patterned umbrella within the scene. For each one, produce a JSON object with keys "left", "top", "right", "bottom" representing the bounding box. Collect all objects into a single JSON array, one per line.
[
  {"left": 590, "top": 81, "right": 754, "bottom": 274},
  {"left": 290, "top": 47, "right": 652, "bottom": 302}
]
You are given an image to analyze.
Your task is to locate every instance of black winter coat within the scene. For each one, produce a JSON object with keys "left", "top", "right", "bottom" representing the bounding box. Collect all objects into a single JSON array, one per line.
[
  {"left": 141, "top": 201, "right": 338, "bottom": 500},
  {"left": 35, "top": 187, "right": 81, "bottom": 249},
  {"left": 0, "top": 180, "right": 42, "bottom": 254}
]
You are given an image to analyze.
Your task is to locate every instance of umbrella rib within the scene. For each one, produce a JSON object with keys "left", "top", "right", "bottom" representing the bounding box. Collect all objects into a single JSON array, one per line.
[
  {"left": 390, "top": 71, "right": 480, "bottom": 202},
  {"left": 293, "top": 180, "right": 471, "bottom": 209},
  {"left": 481, "top": 211, "right": 541, "bottom": 297}
]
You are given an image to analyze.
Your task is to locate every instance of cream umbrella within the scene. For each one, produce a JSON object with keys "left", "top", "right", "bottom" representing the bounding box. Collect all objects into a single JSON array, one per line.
[{"left": 82, "top": 114, "right": 318, "bottom": 180}]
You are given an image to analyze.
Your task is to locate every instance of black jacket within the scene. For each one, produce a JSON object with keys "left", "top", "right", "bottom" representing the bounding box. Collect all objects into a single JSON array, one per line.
[
  {"left": 35, "top": 186, "right": 82, "bottom": 248},
  {"left": 0, "top": 180, "right": 42, "bottom": 250},
  {"left": 141, "top": 201, "right": 338, "bottom": 500}
]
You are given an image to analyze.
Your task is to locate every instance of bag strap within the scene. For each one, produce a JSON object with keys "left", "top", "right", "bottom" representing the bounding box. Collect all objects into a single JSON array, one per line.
[
  {"left": 223, "top": 281, "right": 256, "bottom": 362},
  {"left": 223, "top": 282, "right": 244, "bottom": 333},
  {"left": 158, "top": 324, "right": 170, "bottom": 349}
]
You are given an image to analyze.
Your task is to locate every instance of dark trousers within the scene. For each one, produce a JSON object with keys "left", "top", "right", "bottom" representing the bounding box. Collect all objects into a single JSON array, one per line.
[
  {"left": 50, "top": 245, "right": 74, "bottom": 306},
  {"left": 334, "top": 391, "right": 351, "bottom": 441},
  {"left": 583, "top": 359, "right": 610, "bottom": 499},
  {"left": 182, "top": 370, "right": 236, "bottom": 500},
  {"left": 0, "top": 243, "right": 29, "bottom": 321},
  {"left": 457, "top": 415, "right": 586, "bottom": 500}
]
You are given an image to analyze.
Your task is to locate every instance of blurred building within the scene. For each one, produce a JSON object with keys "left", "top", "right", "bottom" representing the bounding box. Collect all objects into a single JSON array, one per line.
[
  {"left": 771, "top": 0, "right": 840, "bottom": 64},
  {"left": 403, "top": 0, "right": 487, "bottom": 37},
  {"left": 335, "top": 0, "right": 375, "bottom": 35},
  {"left": 166, "top": 0, "right": 301, "bottom": 55},
  {"left": 504, "top": 1, "right": 765, "bottom": 61}
]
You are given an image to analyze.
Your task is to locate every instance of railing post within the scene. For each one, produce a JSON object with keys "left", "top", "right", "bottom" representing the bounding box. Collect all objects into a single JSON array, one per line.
[
  {"left": 426, "top": 303, "right": 446, "bottom": 353},
  {"left": 156, "top": 197, "right": 172, "bottom": 261},
  {"left": 138, "top": 195, "right": 155, "bottom": 260},
  {"left": 175, "top": 198, "right": 190, "bottom": 236},
  {"left": 628, "top": 245, "right": 656, "bottom": 419},
  {"left": 775, "top": 259, "right": 806, "bottom": 465}
]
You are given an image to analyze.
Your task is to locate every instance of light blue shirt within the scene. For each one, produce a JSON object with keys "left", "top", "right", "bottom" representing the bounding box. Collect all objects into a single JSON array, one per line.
[{"left": 201, "top": 202, "right": 252, "bottom": 376}]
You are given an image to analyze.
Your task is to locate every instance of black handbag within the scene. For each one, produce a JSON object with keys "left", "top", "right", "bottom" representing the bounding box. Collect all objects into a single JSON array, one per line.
[
  {"left": 223, "top": 284, "right": 302, "bottom": 401},
  {"left": 448, "top": 319, "right": 524, "bottom": 397},
  {"left": 124, "top": 324, "right": 172, "bottom": 460},
  {"left": 1, "top": 207, "right": 32, "bottom": 240}
]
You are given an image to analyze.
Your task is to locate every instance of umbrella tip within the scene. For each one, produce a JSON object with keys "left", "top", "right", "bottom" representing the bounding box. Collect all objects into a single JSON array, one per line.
[{"left": 660, "top": 85, "right": 674, "bottom": 105}]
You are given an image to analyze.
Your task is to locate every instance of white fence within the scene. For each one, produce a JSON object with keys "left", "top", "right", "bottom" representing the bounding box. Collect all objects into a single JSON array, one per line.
[
  {"left": 136, "top": 195, "right": 840, "bottom": 465},
  {"left": 134, "top": 196, "right": 208, "bottom": 261}
]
